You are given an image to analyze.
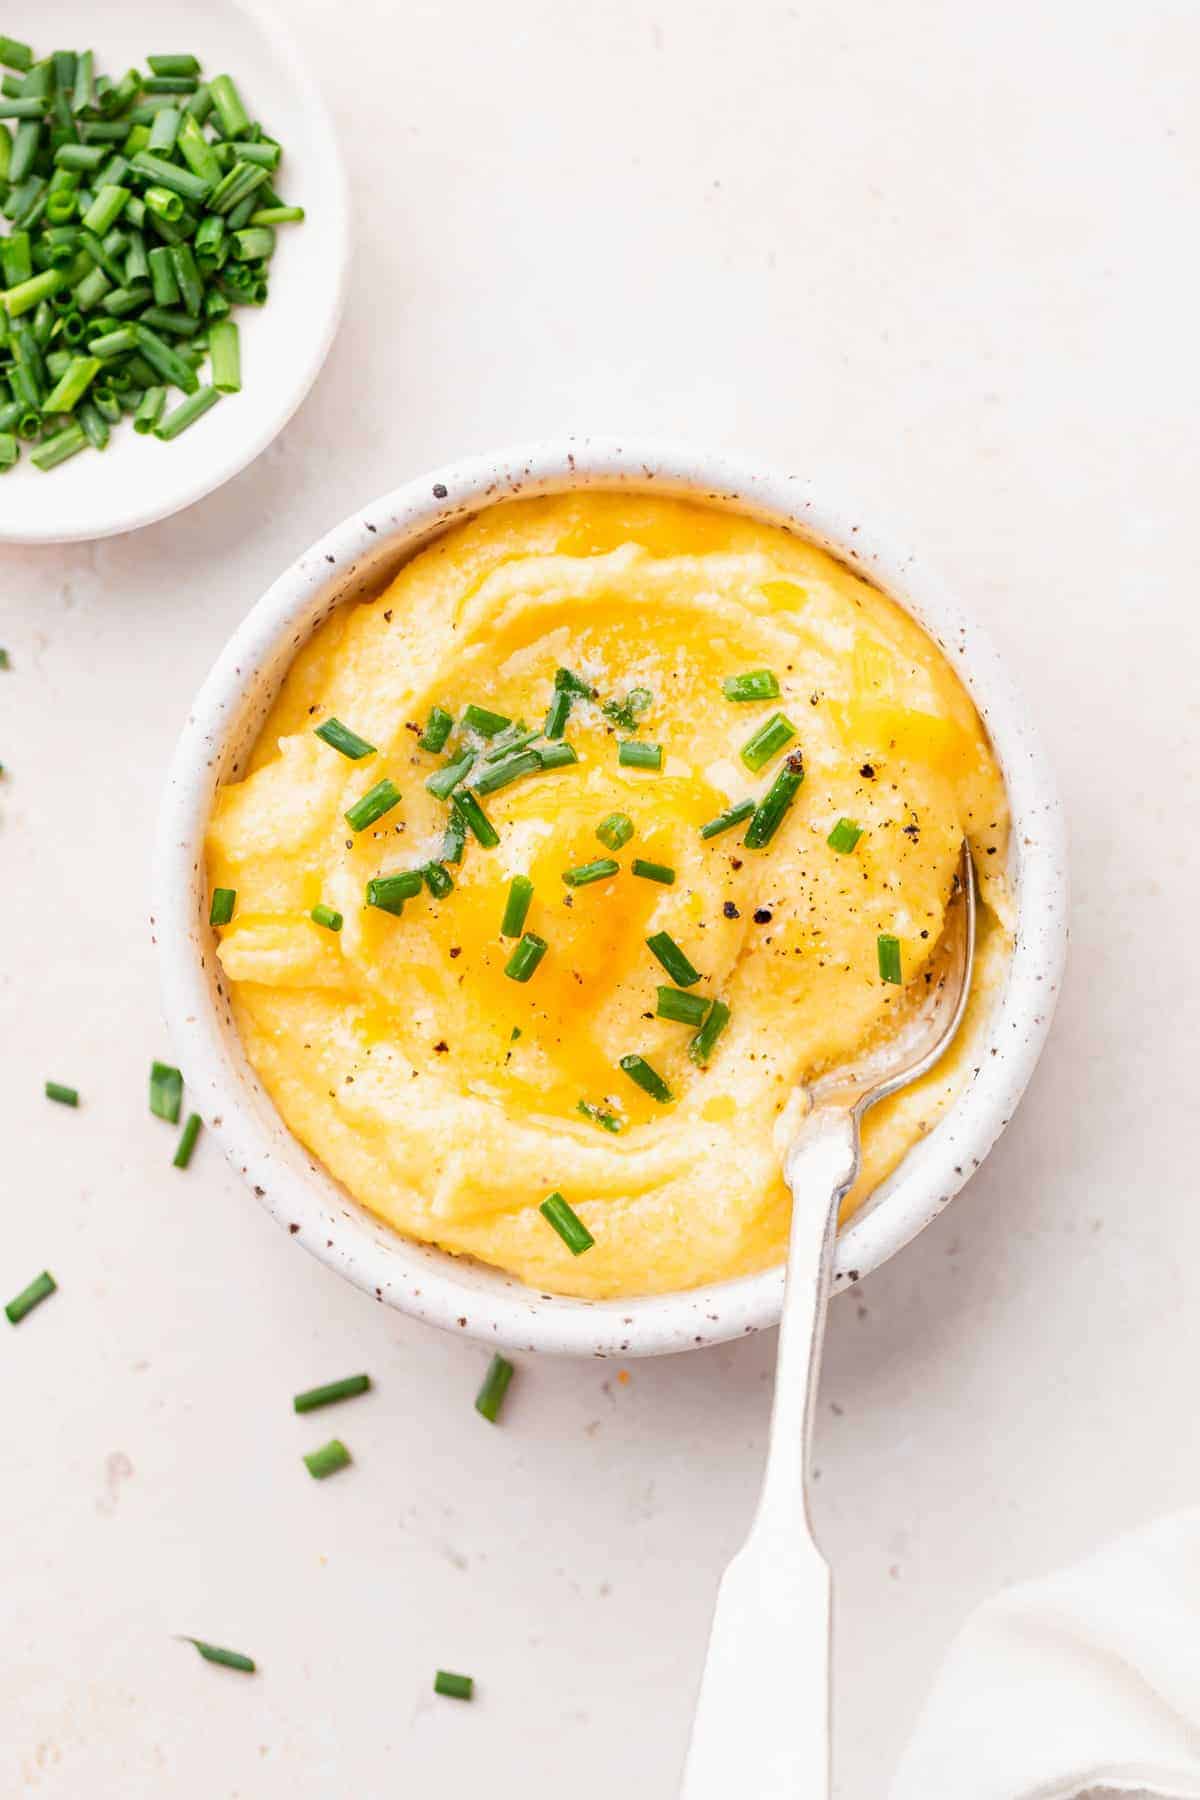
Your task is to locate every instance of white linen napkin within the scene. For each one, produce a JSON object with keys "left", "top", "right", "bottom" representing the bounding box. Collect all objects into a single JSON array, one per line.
[{"left": 888, "top": 1510, "right": 1200, "bottom": 1800}]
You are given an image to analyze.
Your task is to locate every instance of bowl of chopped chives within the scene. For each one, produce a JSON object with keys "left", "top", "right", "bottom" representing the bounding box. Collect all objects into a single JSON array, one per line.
[
  {"left": 154, "top": 438, "right": 1068, "bottom": 1358},
  {"left": 0, "top": 0, "right": 347, "bottom": 541}
]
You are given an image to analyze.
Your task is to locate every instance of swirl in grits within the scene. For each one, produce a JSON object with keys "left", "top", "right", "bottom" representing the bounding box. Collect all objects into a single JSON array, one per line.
[{"left": 206, "top": 493, "right": 1011, "bottom": 1299}]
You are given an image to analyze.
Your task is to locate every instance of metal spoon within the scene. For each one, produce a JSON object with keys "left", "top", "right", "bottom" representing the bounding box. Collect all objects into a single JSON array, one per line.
[{"left": 680, "top": 839, "right": 977, "bottom": 1799}]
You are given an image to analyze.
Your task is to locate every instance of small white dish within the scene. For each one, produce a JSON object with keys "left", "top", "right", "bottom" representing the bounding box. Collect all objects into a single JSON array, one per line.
[
  {"left": 154, "top": 439, "right": 1069, "bottom": 1358},
  {"left": 0, "top": 0, "right": 348, "bottom": 544}
]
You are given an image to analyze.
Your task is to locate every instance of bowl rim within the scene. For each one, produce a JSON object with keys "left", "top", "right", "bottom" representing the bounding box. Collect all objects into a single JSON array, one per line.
[{"left": 153, "top": 436, "right": 1068, "bottom": 1356}]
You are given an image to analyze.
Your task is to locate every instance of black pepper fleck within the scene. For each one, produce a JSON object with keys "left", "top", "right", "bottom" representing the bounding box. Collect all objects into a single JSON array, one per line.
[{"left": 723, "top": 901, "right": 739, "bottom": 919}]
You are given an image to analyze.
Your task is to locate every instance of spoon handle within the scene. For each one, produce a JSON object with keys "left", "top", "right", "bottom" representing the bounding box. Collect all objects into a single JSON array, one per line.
[{"left": 680, "top": 1108, "right": 858, "bottom": 1800}]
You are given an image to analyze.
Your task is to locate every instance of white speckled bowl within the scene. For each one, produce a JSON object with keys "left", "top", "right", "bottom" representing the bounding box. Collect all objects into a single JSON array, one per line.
[{"left": 154, "top": 439, "right": 1067, "bottom": 1357}]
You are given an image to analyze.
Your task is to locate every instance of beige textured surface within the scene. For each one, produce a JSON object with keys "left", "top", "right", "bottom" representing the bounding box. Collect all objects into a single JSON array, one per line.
[{"left": 1, "top": 1, "right": 1196, "bottom": 1794}]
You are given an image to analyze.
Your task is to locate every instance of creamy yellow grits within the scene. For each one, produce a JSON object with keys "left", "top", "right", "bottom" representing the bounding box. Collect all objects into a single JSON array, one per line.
[{"left": 207, "top": 493, "right": 1011, "bottom": 1299}]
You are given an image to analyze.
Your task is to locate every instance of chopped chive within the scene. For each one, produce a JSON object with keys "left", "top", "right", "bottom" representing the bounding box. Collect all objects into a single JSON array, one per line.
[
  {"left": 310, "top": 902, "right": 343, "bottom": 931},
  {"left": 153, "top": 383, "right": 220, "bottom": 439},
  {"left": 504, "top": 931, "right": 547, "bottom": 983},
  {"left": 208, "top": 158, "right": 269, "bottom": 216},
  {"left": 461, "top": 702, "right": 511, "bottom": 738},
  {"left": 740, "top": 711, "right": 796, "bottom": 772},
  {"left": 141, "top": 184, "right": 184, "bottom": 223},
  {"left": 150, "top": 1061, "right": 183, "bottom": 1123},
  {"left": 700, "top": 799, "right": 756, "bottom": 840},
  {"left": 425, "top": 749, "right": 474, "bottom": 799},
  {"left": 44, "top": 1080, "right": 79, "bottom": 1106},
  {"left": 877, "top": 933, "right": 903, "bottom": 985},
  {"left": 537, "top": 741, "right": 577, "bottom": 771},
  {"left": 173, "top": 1112, "right": 202, "bottom": 1168},
  {"left": 5, "top": 1270, "right": 56, "bottom": 1325},
  {"left": 209, "top": 886, "right": 236, "bottom": 925},
  {"left": 0, "top": 649, "right": 9, "bottom": 669},
  {"left": 0, "top": 229, "right": 31, "bottom": 285},
  {"left": 501, "top": 874, "right": 534, "bottom": 938},
  {"left": 130, "top": 149, "right": 213, "bottom": 204},
  {"left": 618, "top": 740, "right": 662, "bottom": 770},
  {"left": 827, "top": 817, "right": 864, "bottom": 854},
  {"left": 89, "top": 324, "right": 140, "bottom": 358},
  {"left": 293, "top": 1373, "right": 370, "bottom": 1414},
  {"left": 543, "top": 686, "right": 571, "bottom": 739},
  {"left": 619, "top": 1053, "right": 673, "bottom": 1104},
  {"left": 147, "top": 107, "right": 181, "bottom": 154},
  {"left": 577, "top": 1099, "right": 624, "bottom": 1134},
  {"left": 744, "top": 751, "right": 805, "bottom": 849},
  {"left": 722, "top": 669, "right": 780, "bottom": 702},
  {"left": 180, "top": 116, "right": 223, "bottom": 188},
  {"left": 31, "top": 423, "right": 88, "bottom": 471},
  {"left": 423, "top": 861, "right": 453, "bottom": 899},
  {"left": 545, "top": 666, "right": 593, "bottom": 737},
  {"left": 56, "top": 144, "right": 113, "bottom": 175},
  {"left": 248, "top": 205, "right": 305, "bottom": 226},
  {"left": 0, "top": 37, "right": 33, "bottom": 73},
  {"left": 656, "top": 987, "right": 711, "bottom": 1026},
  {"left": 132, "top": 383, "right": 165, "bottom": 433},
  {"left": 539, "top": 1191, "right": 594, "bottom": 1255},
  {"left": 180, "top": 1638, "right": 256, "bottom": 1674},
  {"left": 147, "top": 242, "right": 179, "bottom": 304},
  {"left": 434, "top": 1671, "right": 474, "bottom": 1701},
  {"left": 230, "top": 224, "right": 275, "bottom": 262},
  {"left": 148, "top": 54, "right": 202, "bottom": 78},
  {"left": 208, "top": 316, "right": 239, "bottom": 391},
  {"left": 602, "top": 686, "right": 652, "bottom": 731},
  {"left": 596, "top": 812, "right": 633, "bottom": 851},
  {"left": 209, "top": 74, "right": 250, "bottom": 138},
  {"left": 133, "top": 322, "right": 198, "bottom": 391},
  {"left": 345, "top": 777, "right": 401, "bottom": 832},
  {"left": 418, "top": 705, "right": 453, "bottom": 753},
  {"left": 8, "top": 121, "right": 40, "bottom": 189},
  {"left": 314, "top": 716, "right": 375, "bottom": 760},
  {"left": 366, "top": 870, "right": 423, "bottom": 914},
  {"left": 631, "top": 858, "right": 674, "bottom": 885},
  {"left": 562, "top": 857, "right": 619, "bottom": 888},
  {"left": 303, "top": 1438, "right": 351, "bottom": 1480},
  {"left": 645, "top": 930, "right": 701, "bottom": 987},
  {"left": 72, "top": 50, "right": 95, "bottom": 113},
  {"left": 474, "top": 1353, "right": 515, "bottom": 1423},
  {"left": 483, "top": 725, "right": 541, "bottom": 763},
  {"left": 454, "top": 790, "right": 499, "bottom": 848},
  {"left": 441, "top": 810, "right": 466, "bottom": 865},
  {"left": 471, "top": 748, "right": 541, "bottom": 796},
  {"left": 81, "top": 183, "right": 129, "bottom": 236},
  {"left": 689, "top": 998, "right": 731, "bottom": 1066}
]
